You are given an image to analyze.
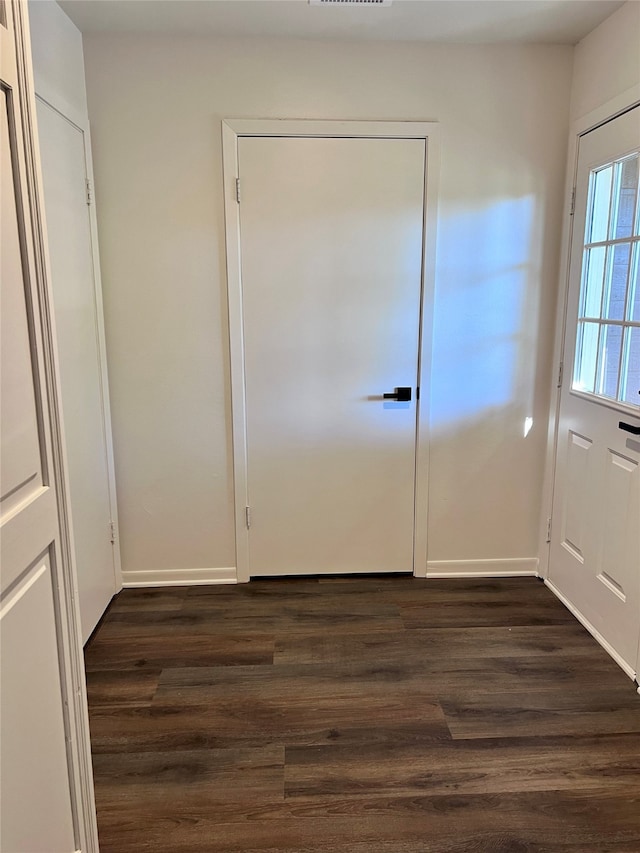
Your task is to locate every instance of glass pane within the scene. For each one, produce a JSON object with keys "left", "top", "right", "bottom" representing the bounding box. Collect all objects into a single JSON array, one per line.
[
  {"left": 587, "top": 165, "right": 613, "bottom": 244},
  {"left": 579, "top": 246, "right": 606, "bottom": 318},
  {"left": 610, "top": 155, "right": 639, "bottom": 240},
  {"left": 628, "top": 241, "right": 640, "bottom": 322},
  {"left": 621, "top": 327, "right": 640, "bottom": 406},
  {"left": 573, "top": 321, "right": 600, "bottom": 393},
  {"left": 595, "top": 324, "right": 623, "bottom": 399},
  {"left": 602, "top": 242, "right": 631, "bottom": 320}
]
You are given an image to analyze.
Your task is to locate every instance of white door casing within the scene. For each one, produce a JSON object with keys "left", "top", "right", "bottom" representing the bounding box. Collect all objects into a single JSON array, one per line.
[
  {"left": 0, "top": 2, "right": 98, "bottom": 850},
  {"left": 36, "top": 95, "right": 121, "bottom": 641},
  {"left": 222, "top": 120, "right": 440, "bottom": 582},
  {"left": 549, "top": 105, "right": 640, "bottom": 677}
]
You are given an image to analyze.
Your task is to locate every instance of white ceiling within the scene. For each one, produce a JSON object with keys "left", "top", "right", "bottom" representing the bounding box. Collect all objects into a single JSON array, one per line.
[{"left": 57, "top": 0, "right": 627, "bottom": 44}]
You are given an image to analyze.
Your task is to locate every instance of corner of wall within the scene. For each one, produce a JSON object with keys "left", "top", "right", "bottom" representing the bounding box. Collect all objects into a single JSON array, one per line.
[{"left": 570, "top": 1, "right": 640, "bottom": 121}]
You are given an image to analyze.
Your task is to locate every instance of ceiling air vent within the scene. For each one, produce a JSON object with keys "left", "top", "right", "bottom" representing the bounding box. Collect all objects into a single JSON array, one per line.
[{"left": 310, "top": 0, "right": 393, "bottom": 6}]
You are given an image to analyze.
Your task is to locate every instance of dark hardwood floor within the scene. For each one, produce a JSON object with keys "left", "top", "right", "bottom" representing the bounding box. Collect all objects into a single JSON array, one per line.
[{"left": 84, "top": 576, "right": 640, "bottom": 852}]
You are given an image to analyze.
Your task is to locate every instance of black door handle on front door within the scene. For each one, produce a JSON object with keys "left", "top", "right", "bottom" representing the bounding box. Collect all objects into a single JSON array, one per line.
[
  {"left": 619, "top": 421, "right": 640, "bottom": 435},
  {"left": 383, "top": 387, "right": 412, "bottom": 402}
]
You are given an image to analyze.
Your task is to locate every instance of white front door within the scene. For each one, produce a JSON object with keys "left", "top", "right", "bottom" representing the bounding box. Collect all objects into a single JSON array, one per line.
[
  {"left": 36, "top": 97, "right": 119, "bottom": 642},
  {"left": 238, "top": 136, "right": 425, "bottom": 577},
  {"left": 549, "top": 106, "right": 640, "bottom": 674},
  {"left": 0, "top": 3, "right": 94, "bottom": 849}
]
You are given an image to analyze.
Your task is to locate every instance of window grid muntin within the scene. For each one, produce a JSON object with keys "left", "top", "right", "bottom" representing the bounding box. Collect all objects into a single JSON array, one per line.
[
  {"left": 627, "top": 240, "right": 640, "bottom": 322},
  {"left": 573, "top": 151, "right": 640, "bottom": 409}
]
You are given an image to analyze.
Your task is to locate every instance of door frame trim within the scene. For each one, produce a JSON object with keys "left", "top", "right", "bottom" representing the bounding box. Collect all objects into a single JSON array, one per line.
[
  {"left": 221, "top": 119, "right": 441, "bottom": 582},
  {"left": 538, "top": 85, "right": 640, "bottom": 583}
]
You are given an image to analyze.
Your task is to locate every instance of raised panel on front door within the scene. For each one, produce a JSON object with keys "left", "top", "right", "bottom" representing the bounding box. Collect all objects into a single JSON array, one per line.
[
  {"left": 0, "top": 87, "right": 43, "bottom": 513},
  {"left": 0, "top": 554, "right": 76, "bottom": 853},
  {"left": 597, "top": 449, "right": 639, "bottom": 602},
  {"left": 560, "top": 430, "right": 592, "bottom": 563}
]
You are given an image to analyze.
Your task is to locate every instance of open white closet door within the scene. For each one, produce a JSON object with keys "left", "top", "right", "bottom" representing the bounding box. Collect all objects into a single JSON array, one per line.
[{"left": 35, "top": 97, "right": 121, "bottom": 642}]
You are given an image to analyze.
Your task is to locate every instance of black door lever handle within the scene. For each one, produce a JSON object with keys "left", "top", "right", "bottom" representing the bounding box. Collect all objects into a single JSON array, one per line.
[
  {"left": 619, "top": 421, "right": 640, "bottom": 435},
  {"left": 383, "top": 387, "right": 411, "bottom": 402}
]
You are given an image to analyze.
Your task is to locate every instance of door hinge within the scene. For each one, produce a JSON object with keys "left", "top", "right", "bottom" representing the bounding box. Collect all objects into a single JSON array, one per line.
[
  {"left": 235, "top": 177, "right": 241, "bottom": 204},
  {"left": 109, "top": 521, "right": 116, "bottom": 544},
  {"left": 557, "top": 360, "right": 564, "bottom": 388},
  {"left": 86, "top": 179, "right": 93, "bottom": 206},
  {"left": 245, "top": 506, "right": 251, "bottom": 529},
  {"left": 546, "top": 516, "right": 552, "bottom": 543},
  {"left": 569, "top": 187, "right": 576, "bottom": 216}
]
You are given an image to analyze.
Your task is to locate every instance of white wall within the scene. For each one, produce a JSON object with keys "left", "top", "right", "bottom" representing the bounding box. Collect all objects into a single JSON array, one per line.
[
  {"left": 83, "top": 35, "right": 574, "bottom": 576},
  {"left": 29, "top": 0, "right": 87, "bottom": 118},
  {"left": 571, "top": 1, "right": 640, "bottom": 120}
]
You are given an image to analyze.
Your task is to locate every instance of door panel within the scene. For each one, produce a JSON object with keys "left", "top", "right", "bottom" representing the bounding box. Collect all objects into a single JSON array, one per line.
[
  {"left": 550, "top": 107, "right": 640, "bottom": 672},
  {"left": 0, "top": 87, "right": 42, "bottom": 510},
  {"left": 0, "top": 3, "right": 89, "bottom": 849},
  {"left": 238, "top": 136, "right": 425, "bottom": 577},
  {"left": 0, "top": 556, "right": 76, "bottom": 853},
  {"left": 36, "top": 98, "right": 116, "bottom": 641},
  {"left": 598, "top": 449, "right": 638, "bottom": 600},
  {"left": 561, "top": 431, "right": 592, "bottom": 561}
]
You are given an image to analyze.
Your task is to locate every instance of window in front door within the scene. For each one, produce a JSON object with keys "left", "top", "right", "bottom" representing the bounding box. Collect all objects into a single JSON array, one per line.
[{"left": 573, "top": 150, "right": 640, "bottom": 408}]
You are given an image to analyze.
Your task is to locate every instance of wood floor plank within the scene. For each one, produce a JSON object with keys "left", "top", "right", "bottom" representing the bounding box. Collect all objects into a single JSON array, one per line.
[
  {"left": 441, "top": 686, "right": 640, "bottom": 738},
  {"left": 96, "top": 786, "right": 640, "bottom": 825},
  {"left": 154, "top": 660, "right": 450, "bottom": 696},
  {"left": 92, "top": 789, "right": 640, "bottom": 853},
  {"left": 149, "top": 690, "right": 448, "bottom": 742},
  {"left": 84, "top": 633, "right": 275, "bottom": 671},
  {"left": 106, "top": 586, "right": 188, "bottom": 612},
  {"left": 88, "top": 706, "right": 449, "bottom": 754},
  {"left": 399, "top": 599, "right": 576, "bottom": 628},
  {"left": 93, "top": 744, "right": 284, "bottom": 798},
  {"left": 284, "top": 732, "right": 640, "bottom": 798},
  {"left": 85, "top": 668, "right": 162, "bottom": 709},
  {"left": 274, "top": 623, "right": 604, "bottom": 665},
  {"left": 99, "top": 599, "right": 405, "bottom": 637}
]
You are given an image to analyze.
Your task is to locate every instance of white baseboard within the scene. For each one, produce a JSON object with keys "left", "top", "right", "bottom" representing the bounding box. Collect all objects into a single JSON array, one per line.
[
  {"left": 122, "top": 567, "right": 237, "bottom": 587},
  {"left": 426, "top": 557, "right": 539, "bottom": 578},
  {"left": 544, "top": 579, "right": 636, "bottom": 682}
]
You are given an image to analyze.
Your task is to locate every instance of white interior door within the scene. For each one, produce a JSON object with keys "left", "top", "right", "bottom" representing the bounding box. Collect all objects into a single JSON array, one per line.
[
  {"left": 0, "top": 5, "right": 84, "bottom": 849},
  {"left": 238, "top": 136, "right": 425, "bottom": 577},
  {"left": 549, "top": 106, "right": 640, "bottom": 674},
  {"left": 36, "top": 97, "right": 118, "bottom": 642}
]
